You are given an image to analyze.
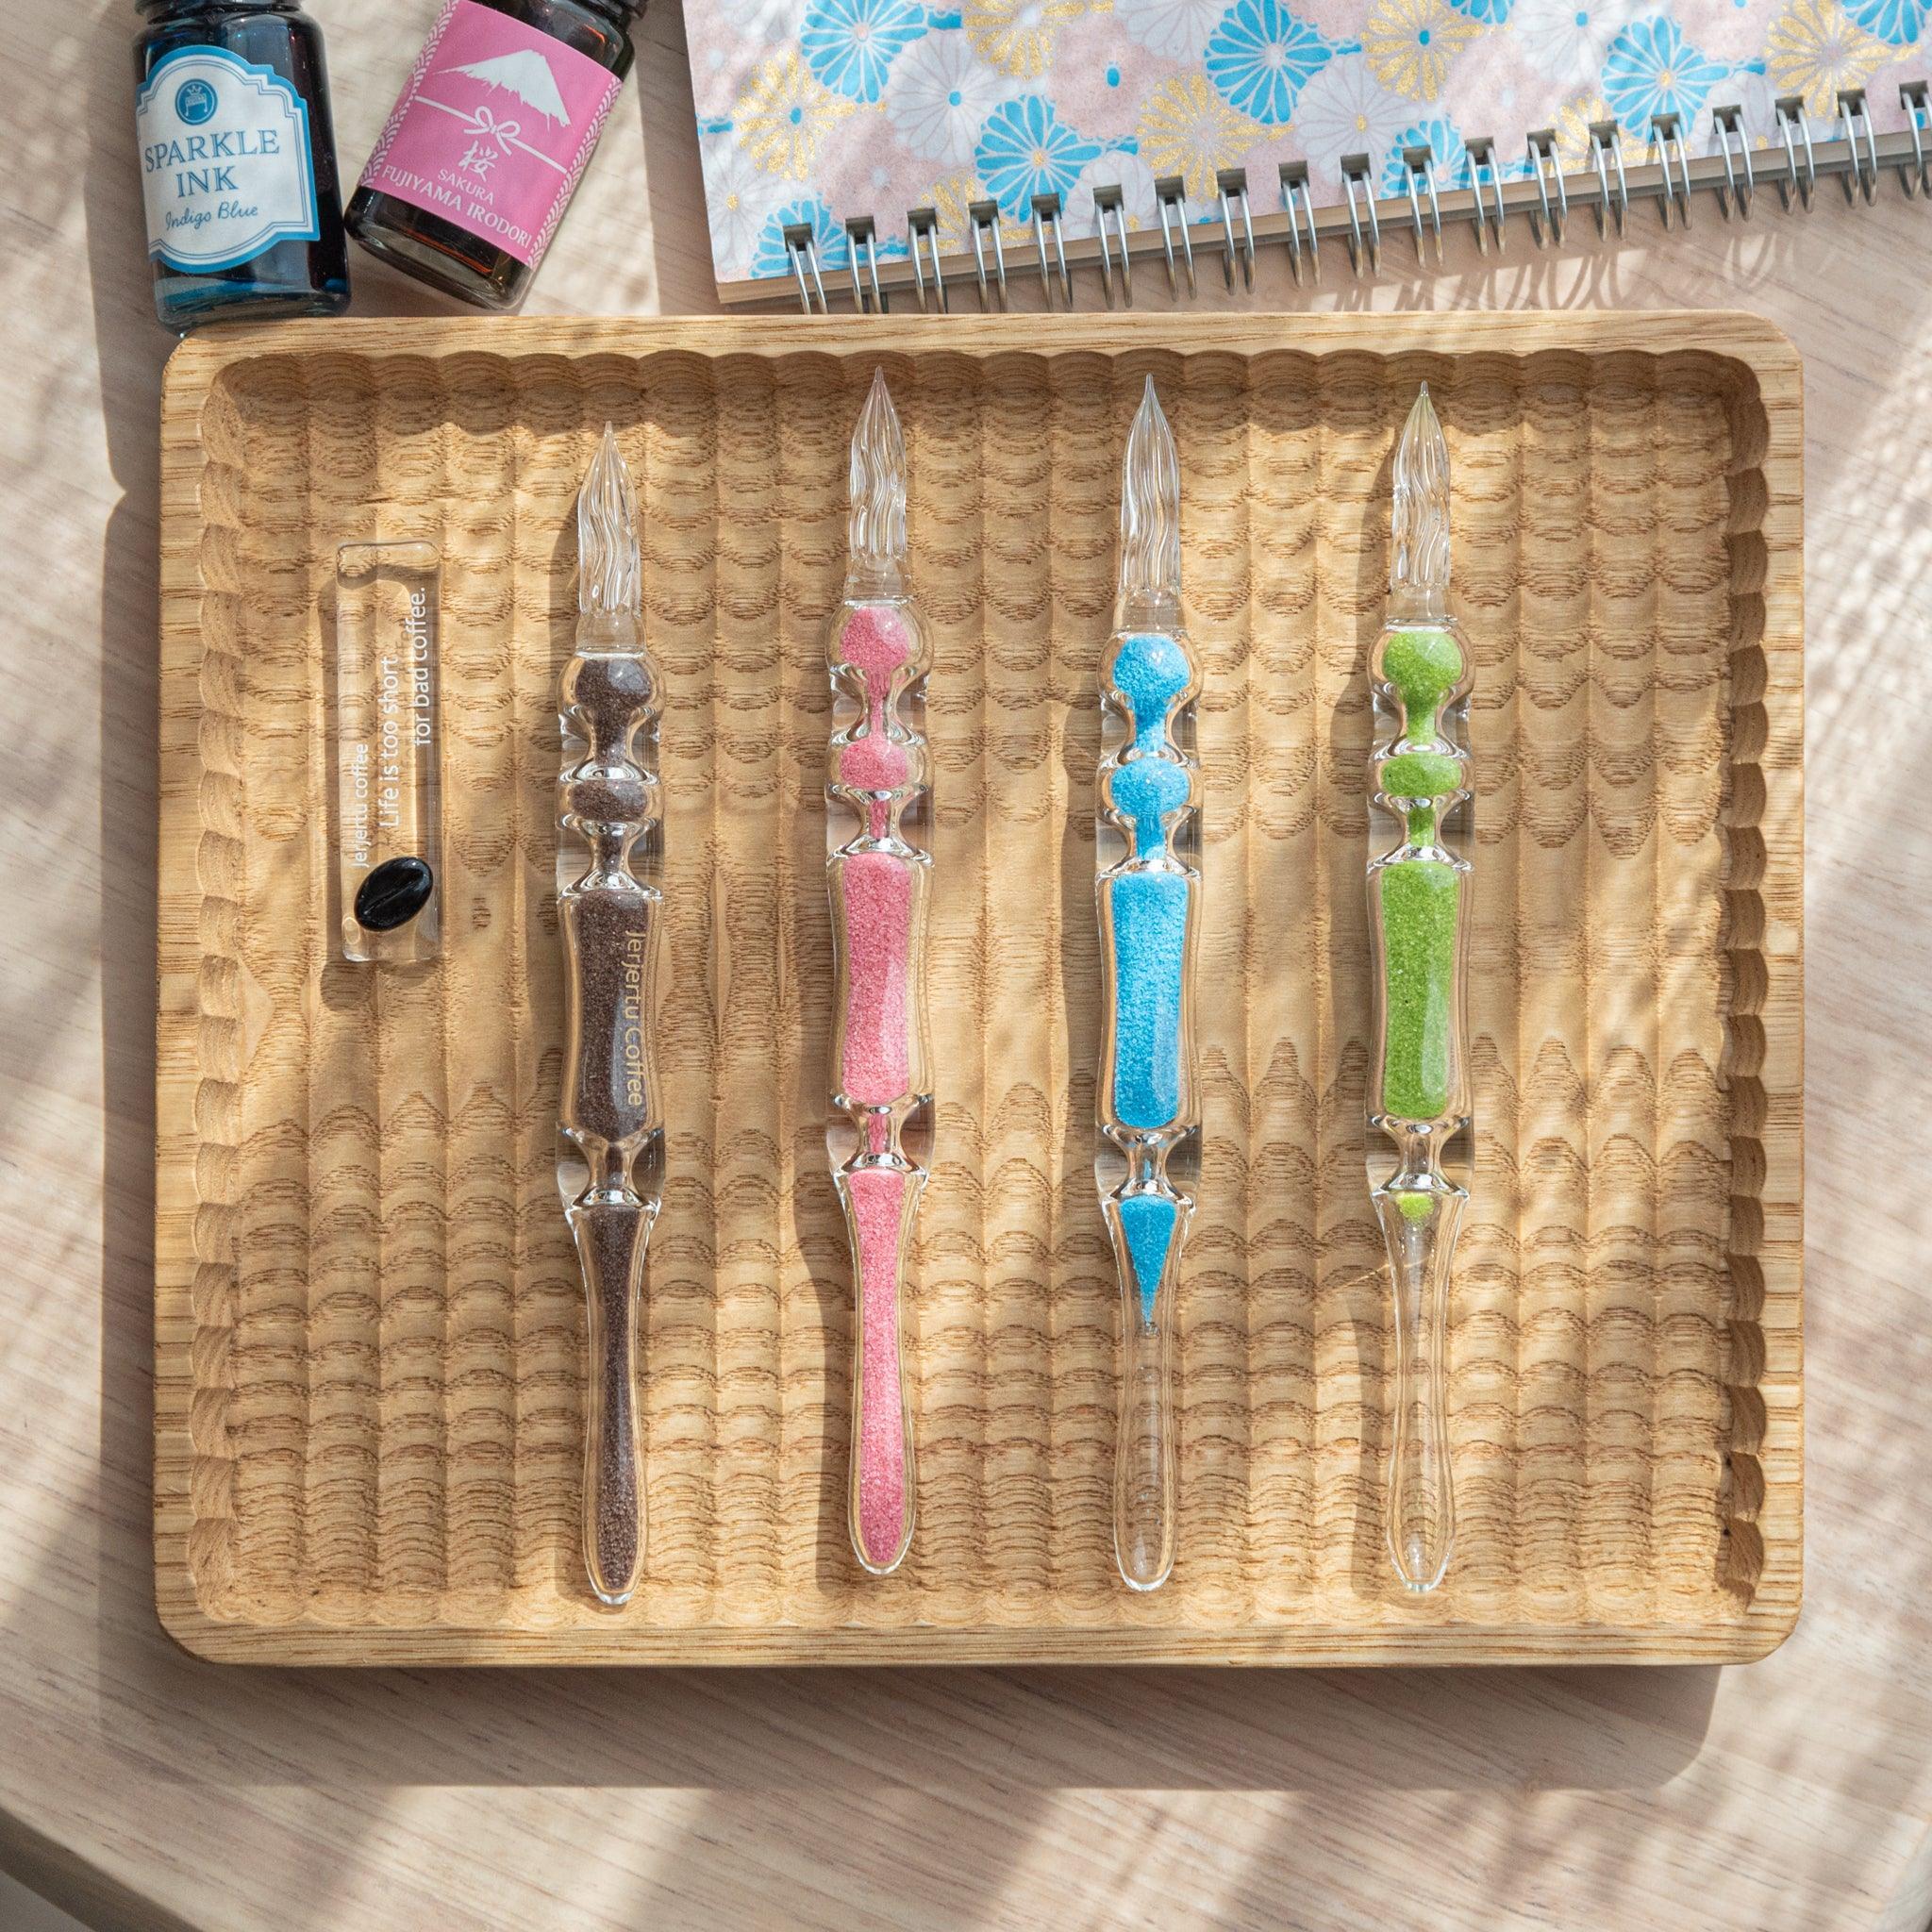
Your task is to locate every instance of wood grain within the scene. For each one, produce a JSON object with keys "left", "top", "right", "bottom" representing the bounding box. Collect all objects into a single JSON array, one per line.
[{"left": 156, "top": 311, "right": 1802, "bottom": 1664}]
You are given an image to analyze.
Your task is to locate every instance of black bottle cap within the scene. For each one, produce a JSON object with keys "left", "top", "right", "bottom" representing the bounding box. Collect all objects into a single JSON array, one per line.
[{"left": 136, "top": 1, "right": 303, "bottom": 12}]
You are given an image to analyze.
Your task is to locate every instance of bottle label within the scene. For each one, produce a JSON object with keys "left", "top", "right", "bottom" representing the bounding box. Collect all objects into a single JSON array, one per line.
[
  {"left": 136, "top": 46, "right": 320, "bottom": 274},
  {"left": 358, "top": 0, "right": 623, "bottom": 269}
]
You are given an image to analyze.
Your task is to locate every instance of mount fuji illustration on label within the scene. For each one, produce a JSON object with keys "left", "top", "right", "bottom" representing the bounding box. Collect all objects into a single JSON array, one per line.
[{"left": 358, "top": 0, "right": 622, "bottom": 268}]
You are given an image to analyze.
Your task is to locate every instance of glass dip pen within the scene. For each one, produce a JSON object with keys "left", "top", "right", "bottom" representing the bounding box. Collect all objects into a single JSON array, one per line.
[
  {"left": 558, "top": 425, "right": 663, "bottom": 1607},
  {"left": 825, "top": 372, "right": 932, "bottom": 1577},
  {"left": 1096, "top": 378, "right": 1201, "bottom": 1593},
  {"left": 1367, "top": 385, "right": 1474, "bottom": 1594}
]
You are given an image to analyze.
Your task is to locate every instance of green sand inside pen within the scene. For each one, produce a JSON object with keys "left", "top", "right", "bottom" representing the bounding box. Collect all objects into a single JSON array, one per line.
[
  {"left": 1381, "top": 750, "right": 1461, "bottom": 846},
  {"left": 1380, "top": 749, "right": 1461, "bottom": 797},
  {"left": 1378, "top": 858, "right": 1459, "bottom": 1121},
  {"left": 1383, "top": 627, "right": 1464, "bottom": 737},
  {"left": 1376, "top": 629, "right": 1465, "bottom": 1119}
]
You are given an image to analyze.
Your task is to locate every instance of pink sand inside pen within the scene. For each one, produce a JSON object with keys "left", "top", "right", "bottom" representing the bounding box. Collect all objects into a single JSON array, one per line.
[
  {"left": 840, "top": 604, "right": 911, "bottom": 680},
  {"left": 839, "top": 851, "right": 912, "bottom": 1103},
  {"left": 835, "top": 603, "right": 915, "bottom": 1106},
  {"left": 840, "top": 733, "right": 909, "bottom": 840},
  {"left": 837, "top": 606, "right": 912, "bottom": 840},
  {"left": 835, "top": 605, "right": 917, "bottom": 1565},
  {"left": 848, "top": 1165, "right": 908, "bottom": 1566}
]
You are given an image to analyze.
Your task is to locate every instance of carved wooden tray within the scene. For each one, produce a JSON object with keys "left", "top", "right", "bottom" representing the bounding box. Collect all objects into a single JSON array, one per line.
[{"left": 157, "top": 313, "right": 1802, "bottom": 1664}]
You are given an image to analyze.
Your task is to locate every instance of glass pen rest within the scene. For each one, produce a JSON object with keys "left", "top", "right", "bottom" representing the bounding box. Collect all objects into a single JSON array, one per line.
[{"left": 331, "top": 540, "right": 441, "bottom": 965}]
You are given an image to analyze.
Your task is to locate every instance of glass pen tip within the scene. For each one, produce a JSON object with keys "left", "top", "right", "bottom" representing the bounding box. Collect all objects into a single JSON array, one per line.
[
  {"left": 1119, "top": 376, "right": 1181, "bottom": 606},
  {"left": 848, "top": 366, "right": 908, "bottom": 579},
  {"left": 1391, "top": 384, "right": 1451, "bottom": 606},
  {"left": 578, "top": 423, "right": 641, "bottom": 617}
]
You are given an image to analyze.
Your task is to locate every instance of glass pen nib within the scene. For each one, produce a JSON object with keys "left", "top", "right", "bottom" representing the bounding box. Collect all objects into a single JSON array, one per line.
[
  {"left": 1117, "top": 375, "right": 1181, "bottom": 627},
  {"left": 1391, "top": 383, "right": 1450, "bottom": 625},
  {"left": 577, "top": 423, "right": 641, "bottom": 619},
  {"left": 847, "top": 367, "right": 908, "bottom": 589}
]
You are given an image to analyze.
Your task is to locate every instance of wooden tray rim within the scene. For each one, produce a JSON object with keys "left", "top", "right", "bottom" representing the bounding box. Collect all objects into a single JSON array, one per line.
[{"left": 156, "top": 309, "right": 1804, "bottom": 1667}]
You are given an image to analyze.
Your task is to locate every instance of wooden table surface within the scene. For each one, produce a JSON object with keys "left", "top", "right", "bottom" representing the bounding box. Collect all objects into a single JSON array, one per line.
[{"left": 5, "top": 2, "right": 1928, "bottom": 1927}]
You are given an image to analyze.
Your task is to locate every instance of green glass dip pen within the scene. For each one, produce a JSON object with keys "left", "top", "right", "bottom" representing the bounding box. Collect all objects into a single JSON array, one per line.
[{"left": 1367, "top": 385, "right": 1473, "bottom": 1594}]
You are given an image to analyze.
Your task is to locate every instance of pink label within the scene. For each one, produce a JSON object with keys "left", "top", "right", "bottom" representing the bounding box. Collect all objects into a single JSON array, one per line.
[{"left": 359, "top": 0, "right": 621, "bottom": 268}]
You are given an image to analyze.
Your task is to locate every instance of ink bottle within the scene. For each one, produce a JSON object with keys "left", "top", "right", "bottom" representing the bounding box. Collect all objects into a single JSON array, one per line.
[
  {"left": 134, "top": 0, "right": 351, "bottom": 332},
  {"left": 347, "top": 0, "right": 644, "bottom": 311}
]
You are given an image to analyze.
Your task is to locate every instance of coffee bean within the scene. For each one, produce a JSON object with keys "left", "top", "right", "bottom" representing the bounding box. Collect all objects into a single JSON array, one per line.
[{"left": 356, "top": 856, "right": 435, "bottom": 932}]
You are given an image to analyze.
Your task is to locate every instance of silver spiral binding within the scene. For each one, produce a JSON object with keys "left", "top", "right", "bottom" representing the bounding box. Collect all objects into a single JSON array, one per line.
[
  {"left": 746, "top": 78, "right": 1931, "bottom": 309},
  {"left": 1904, "top": 80, "right": 1931, "bottom": 197},
  {"left": 1525, "top": 127, "right": 1568, "bottom": 246},
  {"left": 1340, "top": 153, "right": 1381, "bottom": 276},
  {"left": 907, "top": 206, "right": 947, "bottom": 312},
  {"left": 1217, "top": 167, "right": 1257, "bottom": 291},
  {"left": 1032, "top": 192, "right": 1073, "bottom": 307},
  {"left": 1467, "top": 137, "right": 1507, "bottom": 254},
  {"left": 1591, "top": 120, "right": 1630, "bottom": 237},
  {"left": 1648, "top": 111, "right": 1693, "bottom": 228},
  {"left": 844, "top": 214, "right": 888, "bottom": 311},
  {"left": 1840, "top": 87, "right": 1881, "bottom": 202},
  {"left": 1775, "top": 96, "right": 1817, "bottom": 210},
  {"left": 967, "top": 198, "right": 1008, "bottom": 310},
  {"left": 1155, "top": 175, "right": 1196, "bottom": 296},
  {"left": 784, "top": 221, "right": 828, "bottom": 312},
  {"left": 1277, "top": 159, "right": 1320, "bottom": 283},
  {"left": 1714, "top": 105, "right": 1755, "bottom": 218},
  {"left": 1094, "top": 182, "right": 1133, "bottom": 307},
  {"left": 1402, "top": 144, "right": 1443, "bottom": 264}
]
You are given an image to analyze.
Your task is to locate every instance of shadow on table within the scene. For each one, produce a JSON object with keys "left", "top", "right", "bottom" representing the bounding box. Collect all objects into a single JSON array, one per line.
[{"left": 87, "top": 1641, "right": 1726, "bottom": 1795}]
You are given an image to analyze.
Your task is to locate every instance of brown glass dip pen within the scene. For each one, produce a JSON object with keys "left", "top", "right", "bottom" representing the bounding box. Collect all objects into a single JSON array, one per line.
[{"left": 558, "top": 425, "right": 662, "bottom": 1606}]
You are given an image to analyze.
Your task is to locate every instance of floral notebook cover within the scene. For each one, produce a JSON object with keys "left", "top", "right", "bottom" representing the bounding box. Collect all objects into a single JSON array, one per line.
[{"left": 689, "top": 0, "right": 1930, "bottom": 287}]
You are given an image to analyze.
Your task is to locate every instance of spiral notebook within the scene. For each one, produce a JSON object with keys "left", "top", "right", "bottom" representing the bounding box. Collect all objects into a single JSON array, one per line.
[{"left": 686, "top": 0, "right": 1932, "bottom": 306}]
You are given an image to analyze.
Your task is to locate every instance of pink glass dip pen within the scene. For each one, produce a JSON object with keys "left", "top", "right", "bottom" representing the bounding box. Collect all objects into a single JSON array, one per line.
[{"left": 825, "top": 371, "right": 933, "bottom": 1576}]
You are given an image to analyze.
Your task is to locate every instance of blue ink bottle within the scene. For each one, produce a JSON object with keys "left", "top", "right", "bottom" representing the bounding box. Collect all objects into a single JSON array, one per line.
[{"left": 134, "top": 0, "right": 351, "bottom": 332}]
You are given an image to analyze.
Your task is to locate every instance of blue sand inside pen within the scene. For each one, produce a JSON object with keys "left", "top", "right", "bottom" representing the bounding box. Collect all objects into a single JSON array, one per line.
[
  {"left": 1115, "top": 632, "right": 1190, "bottom": 753},
  {"left": 1111, "top": 756, "right": 1190, "bottom": 861},
  {"left": 1109, "top": 871, "right": 1188, "bottom": 1129},
  {"left": 1117, "top": 1192, "right": 1179, "bottom": 1325}
]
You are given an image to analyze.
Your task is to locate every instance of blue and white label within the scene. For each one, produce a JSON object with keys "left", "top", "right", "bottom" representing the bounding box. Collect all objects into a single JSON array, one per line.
[{"left": 136, "top": 47, "right": 318, "bottom": 273}]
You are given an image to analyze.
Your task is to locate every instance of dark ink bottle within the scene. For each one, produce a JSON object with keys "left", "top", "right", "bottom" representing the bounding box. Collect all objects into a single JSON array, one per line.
[
  {"left": 134, "top": 0, "right": 352, "bottom": 333},
  {"left": 347, "top": 0, "right": 644, "bottom": 312}
]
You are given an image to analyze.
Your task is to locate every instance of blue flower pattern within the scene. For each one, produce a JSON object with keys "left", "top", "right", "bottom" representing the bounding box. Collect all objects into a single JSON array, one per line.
[
  {"left": 1841, "top": 0, "right": 1926, "bottom": 40},
  {"left": 975, "top": 95, "right": 1104, "bottom": 221},
  {"left": 1203, "top": 0, "right": 1357, "bottom": 125},
  {"left": 801, "top": 0, "right": 928, "bottom": 102},
  {"left": 1381, "top": 116, "right": 1473, "bottom": 192},
  {"left": 1601, "top": 13, "right": 1730, "bottom": 135},
  {"left": 751, "top": 196, "right": 852, "bottom": 279},
  {"left": 697, "top": 0, "right": 1932, "bottom": 285}
]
